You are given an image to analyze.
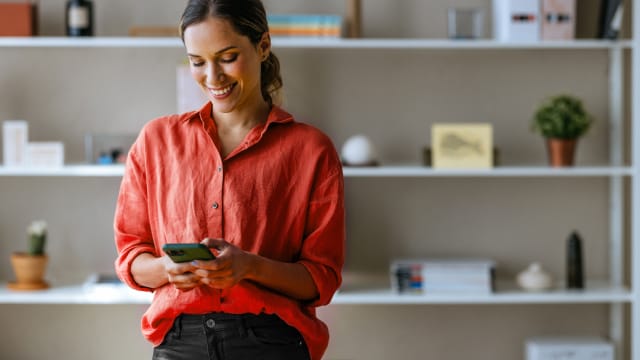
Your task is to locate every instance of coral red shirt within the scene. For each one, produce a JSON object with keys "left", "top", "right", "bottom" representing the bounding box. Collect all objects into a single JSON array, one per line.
[{"left": 114, "top": 103, "right": 345, "bottom": 360}]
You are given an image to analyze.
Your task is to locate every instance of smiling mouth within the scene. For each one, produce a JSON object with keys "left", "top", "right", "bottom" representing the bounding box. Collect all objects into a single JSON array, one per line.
[{"left": 209, "top": 83, "right": 236, "bottom": 97}]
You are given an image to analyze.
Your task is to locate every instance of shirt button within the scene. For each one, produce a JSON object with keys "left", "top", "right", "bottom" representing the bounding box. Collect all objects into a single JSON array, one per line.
[
  {"left": 206, "top": 319, "right": 215, "bottom": 328},
  {"left": 217, "top": 166, "right": 222, "bottom": 172},
  {"left": 212, "top": 202, "right": 219, "bottom": 209}
]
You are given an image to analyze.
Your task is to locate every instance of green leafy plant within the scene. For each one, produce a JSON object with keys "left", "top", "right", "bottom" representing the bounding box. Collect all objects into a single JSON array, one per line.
[
  {"left": 531, "top": 95, "right": 593, "bottom": 140},
  {"left": 27, "top": 220, "right": 47, "bottom": 256}
]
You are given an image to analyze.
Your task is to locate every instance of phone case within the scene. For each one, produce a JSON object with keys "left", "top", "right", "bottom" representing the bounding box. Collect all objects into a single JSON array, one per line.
[{"left": 162, "top": 243, "right": 215, "bottom": 263}]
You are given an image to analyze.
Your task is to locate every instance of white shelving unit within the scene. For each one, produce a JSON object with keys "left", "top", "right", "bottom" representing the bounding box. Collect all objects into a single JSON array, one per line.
[
  {"left": 344, "top": 166, "right": 633, "bottom": 177},
  {"left": 0, "top": 36, "right": 632, "bottom": 50},
  {"left": 0, "top": 2, "right": 636, "bottom": 359},
  {"left": 0, "top": 280, "right": 630, "bottom": 305},
  {"left": 0, "top": 164, "right": 632, "bottom": 177}
]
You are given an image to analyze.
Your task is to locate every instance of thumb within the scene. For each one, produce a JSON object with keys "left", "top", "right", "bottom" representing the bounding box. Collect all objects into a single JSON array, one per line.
[{"left": 201, "top": 237, "right": 228, "bottom": 251}]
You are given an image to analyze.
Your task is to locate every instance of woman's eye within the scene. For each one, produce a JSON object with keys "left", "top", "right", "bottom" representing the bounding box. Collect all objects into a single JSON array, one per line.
[
  {"left": 191, "top": 61, "right": 205, "bottom": 67},
  {"left": 220, "top": 54, "right": 238, "bottom": 63}
]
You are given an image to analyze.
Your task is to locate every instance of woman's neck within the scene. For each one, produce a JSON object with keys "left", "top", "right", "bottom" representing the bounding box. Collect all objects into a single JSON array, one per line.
[{"left": 212, "top": 101, "right": 271, "bottom": 132}]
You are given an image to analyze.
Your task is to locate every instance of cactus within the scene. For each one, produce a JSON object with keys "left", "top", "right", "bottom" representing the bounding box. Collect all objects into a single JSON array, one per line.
[{"left": 27, "top": 221, "right": 47, "bottom": 256}]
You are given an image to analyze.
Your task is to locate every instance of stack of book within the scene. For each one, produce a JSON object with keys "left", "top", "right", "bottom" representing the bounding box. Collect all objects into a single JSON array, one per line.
[
  {"left": 391, "top": 258, "right": 496, "bottom": 295},
  {"left": 267, "top": 14, "right": 343, "bottom": 38}
]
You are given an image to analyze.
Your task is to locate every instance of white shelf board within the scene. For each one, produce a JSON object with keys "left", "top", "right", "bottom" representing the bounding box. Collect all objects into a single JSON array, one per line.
[
  {"left": 0, "top": 283, "right": 152, "bottom": 304},
  {"left": 0, "top": 37, "right": 632, "bottom": 50},
  {"left": 0, "top": 165, "right": 631, "bottom": 178},
  {"left": 0, "top": 281, "right": 628, "bottom": 305},
  {"left": 343, "top": 165, "right": 633, "bottom": 177},
  {"left": 333, "top": 281, "right": 632, "bottom": 305},
  {"left": 0, "top": 164, "right": 125, "bottom": 177}
]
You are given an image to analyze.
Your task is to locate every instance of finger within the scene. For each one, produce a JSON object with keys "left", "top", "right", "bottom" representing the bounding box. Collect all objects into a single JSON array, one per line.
[
  {"left": 199, "top": 275, "right": 235, "bottom": 289},
  {"left": 201, "top": 237, "right": 228, "bottom": 251},
  {"left": 166, "top": 262, "right": 197, "bottom": 275},
  {"left": 191, "top": 257, "right": 228, "bottom": 271},
  {"left": 192, "top": 267, "right": 232, "bottom": 278},
  {"left": 168, "top": 272, "right": 198, "bottom": 284}
]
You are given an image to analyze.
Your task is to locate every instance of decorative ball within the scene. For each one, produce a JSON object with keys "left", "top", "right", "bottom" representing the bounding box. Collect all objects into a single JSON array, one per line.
[{"left": 341, "top": 135, "right": 377, "bottom": 166}]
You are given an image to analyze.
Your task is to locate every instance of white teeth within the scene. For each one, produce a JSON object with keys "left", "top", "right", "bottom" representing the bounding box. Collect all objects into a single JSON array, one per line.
[{"left": 211, "top": 84, "right": 233, "bottom": 96}]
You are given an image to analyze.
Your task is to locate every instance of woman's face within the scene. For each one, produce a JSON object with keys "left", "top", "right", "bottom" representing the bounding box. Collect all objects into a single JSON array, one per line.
[{"left": 183, "top": 16, "right": 269, "bottom": 115}]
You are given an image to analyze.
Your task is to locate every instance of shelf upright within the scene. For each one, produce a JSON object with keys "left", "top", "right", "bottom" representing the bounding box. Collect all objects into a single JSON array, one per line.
[
  {"left": 608, "top": 42, "right": 626, "bottom": 360},
  {"left": 633, "top": 0, "right": 640, "bottom": 358}
]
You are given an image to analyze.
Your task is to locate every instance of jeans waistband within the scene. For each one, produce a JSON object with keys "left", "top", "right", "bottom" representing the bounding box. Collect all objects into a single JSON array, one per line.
[{"left": 178, "top": 312, "right": 284, "bottom": 333}]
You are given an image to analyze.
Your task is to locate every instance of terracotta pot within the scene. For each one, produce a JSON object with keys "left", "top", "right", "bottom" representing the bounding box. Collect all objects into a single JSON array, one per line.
[
  {"left": 8, "top": 252, "right": 49, "bottom": 290},
  {"left": 546, "top": 138, "right": 577, "bottom": 167}
]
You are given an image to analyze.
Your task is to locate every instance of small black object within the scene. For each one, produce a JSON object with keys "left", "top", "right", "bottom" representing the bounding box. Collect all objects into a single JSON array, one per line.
[
  {"left": 567, "top": 231, "right": 584, "bottom": 289},
  {"left": 66, "top": 0, "right": 94, "bottom": 37}
]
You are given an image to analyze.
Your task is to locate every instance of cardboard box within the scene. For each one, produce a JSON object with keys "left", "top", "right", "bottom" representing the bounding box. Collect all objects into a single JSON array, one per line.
[
  {"left": 26, "top": 142, "right": 64, "bottom": 167},
  {"left": 0, "top": 3, "right": 38, "bottom": 36},
  {"left": 2, "top": 120, "right": 28, "bottom": 166},
  {"left": 541, "top": 0, "right": 576, "bottom": 40}
]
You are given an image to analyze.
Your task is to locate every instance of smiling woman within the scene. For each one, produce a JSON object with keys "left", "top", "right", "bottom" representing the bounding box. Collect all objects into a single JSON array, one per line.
[{"left": 113, "top": 1, "right": 345, "bottom": 360}]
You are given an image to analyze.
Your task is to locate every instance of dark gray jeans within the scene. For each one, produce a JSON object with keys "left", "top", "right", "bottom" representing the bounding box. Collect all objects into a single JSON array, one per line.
[{"left": 152, "top": 313, "right": 311, "bottom": 360}]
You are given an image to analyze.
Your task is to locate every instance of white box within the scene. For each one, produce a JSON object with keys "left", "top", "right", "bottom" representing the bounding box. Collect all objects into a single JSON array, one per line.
[
  {"left": 493, "top": 0, "right": 541, "bottom": 42},
  {"left": 26, "top": 142, "right": 64, "bottom": 167},
  {"left": 526, "top": 337, "right": 614, "bottom": 360},
  {"left": 2, "top": 120, "right": 28, "bottom": 166}
]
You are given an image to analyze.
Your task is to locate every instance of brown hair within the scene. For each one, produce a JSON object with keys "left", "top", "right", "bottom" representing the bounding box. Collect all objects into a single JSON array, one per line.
[{"left": 180, "top": 0, "right": 283, "bottom": 106}]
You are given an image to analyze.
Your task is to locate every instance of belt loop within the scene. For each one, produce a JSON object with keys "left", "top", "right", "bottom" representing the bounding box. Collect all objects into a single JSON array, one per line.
[
  {"left": 238, "top": 316, "right": 248, "bottom": 338},
  {"left": 175, "top": 315, "right": 182, "bottom": 339}
]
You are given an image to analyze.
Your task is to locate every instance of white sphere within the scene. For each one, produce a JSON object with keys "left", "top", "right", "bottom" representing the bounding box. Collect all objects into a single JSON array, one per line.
[{"left": 341, "top": 135, "right": 376, "bottom": 165}]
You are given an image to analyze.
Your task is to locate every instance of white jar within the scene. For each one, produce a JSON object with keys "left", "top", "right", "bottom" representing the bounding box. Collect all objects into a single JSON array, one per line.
[{"left": 516, "top": 262, "right": 554, "bottom": 291}]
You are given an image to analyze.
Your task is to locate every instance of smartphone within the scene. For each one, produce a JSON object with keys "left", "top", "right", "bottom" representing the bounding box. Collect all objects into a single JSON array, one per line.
[{"left": 162, "top": 243, "right": 216, "bottom": 263}]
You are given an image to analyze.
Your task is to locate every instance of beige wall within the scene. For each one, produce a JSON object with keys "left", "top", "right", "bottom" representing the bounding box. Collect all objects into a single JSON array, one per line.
[{"left": 0, "top": 1, "right": 630, "bottom": 359}]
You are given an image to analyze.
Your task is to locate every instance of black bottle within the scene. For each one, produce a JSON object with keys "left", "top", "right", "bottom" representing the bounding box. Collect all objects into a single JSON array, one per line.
[
  {"left": 566, "top": 231, "right": 585, "bottom": 289},
  {"left": 66, "top": 0, "right": 93, "bottom": 37}
]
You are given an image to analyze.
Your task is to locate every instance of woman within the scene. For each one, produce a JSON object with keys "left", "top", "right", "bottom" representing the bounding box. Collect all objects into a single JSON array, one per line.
[{"left": 113, "top": 1, "right": 345, "bottom": 359}]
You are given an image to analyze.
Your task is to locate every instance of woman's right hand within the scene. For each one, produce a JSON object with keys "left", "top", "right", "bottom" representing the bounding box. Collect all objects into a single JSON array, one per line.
[
  {"left": 131, "top": 253, "right": 202, "bottom": 291},
  {"left": 161, "top": 255, "right": 202, "bottom": 291}
]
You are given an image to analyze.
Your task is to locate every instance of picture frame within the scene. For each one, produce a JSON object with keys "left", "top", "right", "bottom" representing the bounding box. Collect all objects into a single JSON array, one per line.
[{"left": 431, "top": 123, "right": 493, "bottom": 169}]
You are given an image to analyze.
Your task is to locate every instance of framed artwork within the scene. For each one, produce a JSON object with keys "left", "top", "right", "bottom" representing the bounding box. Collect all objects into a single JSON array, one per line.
[{"left": 431, "top": 123, "right": 493, "bottom": 169}]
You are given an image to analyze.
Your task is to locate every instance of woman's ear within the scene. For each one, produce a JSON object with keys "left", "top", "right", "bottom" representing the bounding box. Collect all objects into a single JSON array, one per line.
[{"left": 258, "top": 32, "right": 271, "bottom": 61}]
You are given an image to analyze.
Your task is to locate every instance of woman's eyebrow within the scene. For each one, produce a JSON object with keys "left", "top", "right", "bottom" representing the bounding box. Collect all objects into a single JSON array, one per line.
[{"left": 187, "top": 46, "right": 239, "bottom": 58}]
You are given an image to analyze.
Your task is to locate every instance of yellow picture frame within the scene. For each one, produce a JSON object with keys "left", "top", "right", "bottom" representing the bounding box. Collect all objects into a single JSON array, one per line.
[{"left": 431, "top": 123, "right": 493, "bottom": 169}]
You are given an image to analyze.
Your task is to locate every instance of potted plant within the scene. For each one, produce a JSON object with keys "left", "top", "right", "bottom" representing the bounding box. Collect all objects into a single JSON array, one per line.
[
  {"left": 8, "top": 220, "right": 49, "bottom": 290},
  {"left": 531, "top": 94, "right": 593, "bottom": 167}
]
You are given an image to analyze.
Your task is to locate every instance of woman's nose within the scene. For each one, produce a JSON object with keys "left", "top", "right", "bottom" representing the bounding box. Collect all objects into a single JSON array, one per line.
[{"left": 207, "top": 63, "right": 225, "bottom": 83}]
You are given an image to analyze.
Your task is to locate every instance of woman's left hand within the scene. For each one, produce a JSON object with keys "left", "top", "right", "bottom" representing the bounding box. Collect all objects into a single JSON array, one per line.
[{"left": 191, "top": 238, "right": 255, "bottom": 289}]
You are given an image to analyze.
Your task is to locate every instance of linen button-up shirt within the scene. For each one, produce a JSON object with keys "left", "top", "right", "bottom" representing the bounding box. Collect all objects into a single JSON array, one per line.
[{"left": 114, "top": 103, "right": 345, "bottom": 360}]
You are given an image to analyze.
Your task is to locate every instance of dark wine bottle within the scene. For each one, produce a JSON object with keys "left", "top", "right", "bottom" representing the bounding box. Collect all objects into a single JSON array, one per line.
[
  {"left": 566, "top": 231, "right": 585, "bottom": 289},
  {"left": 66, "top": 0, "right": 93, "bottom": 37}
]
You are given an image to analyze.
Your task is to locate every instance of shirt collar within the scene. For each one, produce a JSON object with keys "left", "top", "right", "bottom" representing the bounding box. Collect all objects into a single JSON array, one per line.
[{"left": 186, "top": 102, "right": 295, "bottom": 127}]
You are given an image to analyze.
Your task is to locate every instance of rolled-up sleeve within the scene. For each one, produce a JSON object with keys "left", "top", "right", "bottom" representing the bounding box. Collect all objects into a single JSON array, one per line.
[
  {"left": 114, "top": 142, "right": 156, "bottom": 292},
  {"left": 299, "top": 165, "right": 345, "bottom": 307}
]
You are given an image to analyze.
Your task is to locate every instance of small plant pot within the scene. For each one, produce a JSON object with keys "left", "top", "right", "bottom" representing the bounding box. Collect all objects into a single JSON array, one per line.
[
  {"left": 8, "top": 252, "right": 49, "bottom": 290},
  {"left": 546, "top": 138, "right": 577, "bottom": 167}
]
